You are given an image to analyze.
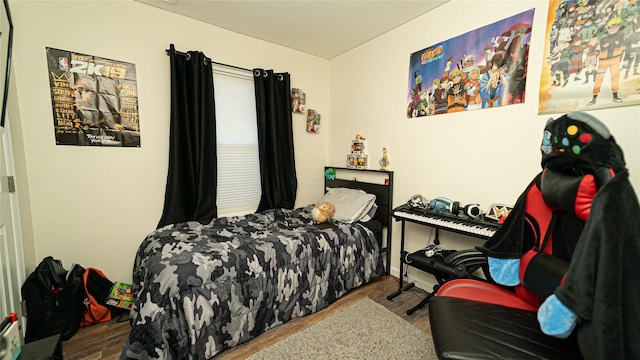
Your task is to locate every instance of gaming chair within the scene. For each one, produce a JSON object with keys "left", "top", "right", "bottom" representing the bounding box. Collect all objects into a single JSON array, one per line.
[{"left": 428, "top": 112, "right": 640, "bottom": 359}]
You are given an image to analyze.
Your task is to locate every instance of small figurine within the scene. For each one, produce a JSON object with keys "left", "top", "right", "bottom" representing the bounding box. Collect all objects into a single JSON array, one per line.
[
  {"left": 324, "top": 167, "right": 336, "bottom": 180},
  {"left": 379, "top": 147, "right": 390, "bottom": 170}
]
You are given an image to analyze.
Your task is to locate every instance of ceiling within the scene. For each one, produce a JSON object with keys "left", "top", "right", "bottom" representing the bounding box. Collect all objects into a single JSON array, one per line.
[{"left": 135, "top": 0, "right": 450, "bottom": 59}]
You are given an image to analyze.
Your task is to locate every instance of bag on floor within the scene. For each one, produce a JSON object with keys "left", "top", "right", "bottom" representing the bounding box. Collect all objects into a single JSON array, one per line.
[
  {"left": 21, "top": 256, "right": 86, "bottom": 342},
  {"left": 82, "top": 267, "right": 117, "bottom": 326}
]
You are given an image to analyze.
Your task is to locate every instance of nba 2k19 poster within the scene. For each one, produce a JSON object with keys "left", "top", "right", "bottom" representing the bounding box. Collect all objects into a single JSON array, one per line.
[
  {"left": 538, "top": 0, "right": 640, "bottom": 114},
  {"left": 407, "top": 9, "right": 535, "bottom": 118},
  {"left": 46, "top": 47, "right": 141, "bottom": 147}
]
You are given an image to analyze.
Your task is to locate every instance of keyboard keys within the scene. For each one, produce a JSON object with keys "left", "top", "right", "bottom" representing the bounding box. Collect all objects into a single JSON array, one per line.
[{"left": 393, "top": 205, "right": 498, "bottom": 239}]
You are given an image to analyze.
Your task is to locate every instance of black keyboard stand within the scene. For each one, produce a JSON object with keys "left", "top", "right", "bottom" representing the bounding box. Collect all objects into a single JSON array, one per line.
[
  {"left": 386, "top": 220, "right": 416, "bottom": 300},
  {"left": 406, "top": 285, "right": 439, "bottom": 315},
  {"left": 387, "top": 205, "right": 496, "bottom": 315}
]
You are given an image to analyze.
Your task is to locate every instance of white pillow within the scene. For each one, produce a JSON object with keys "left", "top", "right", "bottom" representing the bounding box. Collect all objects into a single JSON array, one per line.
[{"left": 320, "top": 187, "right": 377, "bottom": 223}]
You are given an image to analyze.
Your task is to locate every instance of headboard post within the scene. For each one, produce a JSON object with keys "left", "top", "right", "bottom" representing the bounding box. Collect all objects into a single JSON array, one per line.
[{"left": 324, "top": 166, "right": 394, "bottom": 275}]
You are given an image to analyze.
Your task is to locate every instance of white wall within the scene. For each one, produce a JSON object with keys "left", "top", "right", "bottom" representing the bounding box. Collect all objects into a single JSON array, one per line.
[
  {"left": 9, "top": 0, "right": 330, "bottom": 282},
  {"left": 330, "top": 0, "right": 640, "bottom": 290},
  {"left": 8, "top": 0, "right": 640, "bottom": 289}
]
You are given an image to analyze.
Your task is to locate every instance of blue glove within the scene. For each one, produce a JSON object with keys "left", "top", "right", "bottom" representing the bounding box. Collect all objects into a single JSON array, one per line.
[
  {"left": 488, "top": 257, "right": 520, "bottom": 286},
  {"left": 537, "top": 294, "right": 578, "bottom": 338}
]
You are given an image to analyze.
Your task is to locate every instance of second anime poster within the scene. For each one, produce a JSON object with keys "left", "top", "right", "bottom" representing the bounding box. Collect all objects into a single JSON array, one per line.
[
  {"left": 538, "top": 0, "right": 640, "bottom": 115},
  {"left": 407, "top": 9, "right": 535, "bottom": 118}
]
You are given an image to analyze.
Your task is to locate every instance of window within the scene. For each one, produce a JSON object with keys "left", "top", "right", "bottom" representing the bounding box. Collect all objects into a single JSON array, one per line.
[{"left": 213, "top": 68, "right": 261, "bottom": 216}]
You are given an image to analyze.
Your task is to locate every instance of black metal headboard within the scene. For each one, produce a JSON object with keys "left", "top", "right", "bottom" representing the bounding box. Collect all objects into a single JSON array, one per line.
[{"left": 324, "top": 166, "right": 394, "bottom": 274}]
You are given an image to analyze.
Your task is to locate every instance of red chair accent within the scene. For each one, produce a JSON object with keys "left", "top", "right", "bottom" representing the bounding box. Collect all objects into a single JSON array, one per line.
[{"left": 436, "top": 279, "right": 538, "bottom": 312}]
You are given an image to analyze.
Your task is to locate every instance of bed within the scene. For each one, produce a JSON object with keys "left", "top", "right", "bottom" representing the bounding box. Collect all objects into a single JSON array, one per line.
[{"left": 120, "top": 168, "right": 393, "bottom": 359}]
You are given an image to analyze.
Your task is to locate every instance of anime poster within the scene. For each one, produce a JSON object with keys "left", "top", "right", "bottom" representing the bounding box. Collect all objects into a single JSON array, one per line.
[
  {"left": 538, "top": 0, "right": 640, "bottom": 115},
  {"left": 407, "top": 9, "right": 535, "bottom": 118},
  {"left": 46, "top": 47, "right": 141, "bottom": 146}
]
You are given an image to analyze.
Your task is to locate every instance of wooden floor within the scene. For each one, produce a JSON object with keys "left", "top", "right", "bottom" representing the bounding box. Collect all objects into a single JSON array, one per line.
[{"left": 62, "top": 275, "right": 433, "bottom": 359}]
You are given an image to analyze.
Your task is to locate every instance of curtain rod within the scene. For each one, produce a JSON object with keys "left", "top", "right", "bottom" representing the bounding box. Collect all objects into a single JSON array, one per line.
[{"left": 165, "top": 46, "right": 252, "bottom": 73}]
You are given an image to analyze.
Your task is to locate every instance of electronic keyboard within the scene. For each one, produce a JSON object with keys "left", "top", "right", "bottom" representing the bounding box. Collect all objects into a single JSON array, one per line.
[{"left": 392, "top": 204, "right": 499, "bottom": 239}]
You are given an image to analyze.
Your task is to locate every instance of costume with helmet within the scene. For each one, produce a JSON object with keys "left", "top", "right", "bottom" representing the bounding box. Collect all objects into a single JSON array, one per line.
[{"left": 480, "top": 112, "right": 640, "bottom": 358}]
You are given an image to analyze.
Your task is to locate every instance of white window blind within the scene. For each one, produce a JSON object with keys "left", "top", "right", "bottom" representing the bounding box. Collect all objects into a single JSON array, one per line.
[{"left": 213, "top": 68, "right": 261, "bottom": 216}]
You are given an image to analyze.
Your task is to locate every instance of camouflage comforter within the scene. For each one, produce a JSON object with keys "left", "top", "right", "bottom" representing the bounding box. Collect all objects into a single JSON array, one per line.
[{"left": 120, "top": 205, "right": 384, "bottom": 359}]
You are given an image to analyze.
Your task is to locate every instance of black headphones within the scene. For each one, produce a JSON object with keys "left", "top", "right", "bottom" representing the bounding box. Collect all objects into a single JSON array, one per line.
[{"left": 462, "top": 204, "right": 482, "bottom": 218}]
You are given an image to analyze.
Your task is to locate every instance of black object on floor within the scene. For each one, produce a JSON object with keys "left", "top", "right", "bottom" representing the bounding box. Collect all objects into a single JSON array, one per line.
[{"left": 19, "top": 333, "right": 63, "bottom": 359}]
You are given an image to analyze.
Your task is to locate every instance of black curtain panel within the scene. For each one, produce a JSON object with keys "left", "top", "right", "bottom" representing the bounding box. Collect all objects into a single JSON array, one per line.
[
  {"left": 157, "top": 45, "right": 217, "bottom": 228},
  {"left": 253, "top": 69, "right": 297, "bottom": 212}
]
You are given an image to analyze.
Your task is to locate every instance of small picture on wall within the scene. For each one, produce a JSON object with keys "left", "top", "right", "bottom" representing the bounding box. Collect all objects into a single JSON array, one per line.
[
  {"left": 306, "top": 109, "right": 321, "bottom": 133},
  {"left": 292, "top": 88, "right": 306, "bottom": 113}
]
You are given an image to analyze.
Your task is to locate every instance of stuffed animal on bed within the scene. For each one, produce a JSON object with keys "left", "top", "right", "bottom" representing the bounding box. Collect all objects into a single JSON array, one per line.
[{"left": 311, "top": 202, "right": 335, "bottom": 223}]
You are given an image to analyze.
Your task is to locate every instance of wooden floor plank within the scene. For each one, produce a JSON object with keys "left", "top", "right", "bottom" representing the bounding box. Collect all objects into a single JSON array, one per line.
[{"left": 62, "top": 275, "right": 433, "bottom": 359}]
